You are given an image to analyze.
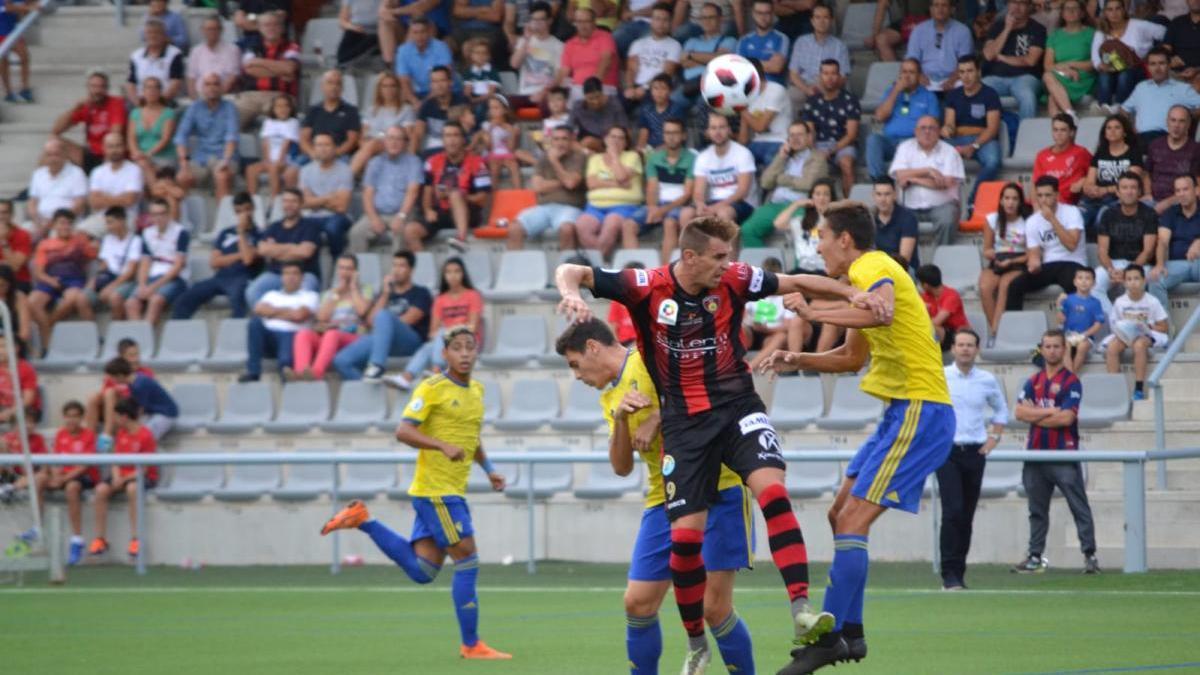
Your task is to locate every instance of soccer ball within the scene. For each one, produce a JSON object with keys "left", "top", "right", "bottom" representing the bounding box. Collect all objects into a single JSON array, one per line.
[{"left": 701, "top": 54, "right": 761, "bottom": 116}]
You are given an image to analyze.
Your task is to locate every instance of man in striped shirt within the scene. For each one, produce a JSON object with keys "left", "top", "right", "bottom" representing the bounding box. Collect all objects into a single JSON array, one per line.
[{"left": 1012, "top": 329, "right": 1100, "bottom": 575}]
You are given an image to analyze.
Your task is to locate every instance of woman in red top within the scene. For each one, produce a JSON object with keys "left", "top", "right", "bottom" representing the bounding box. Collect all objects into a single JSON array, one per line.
[{"left": 384, "top": 257, "right": 483, "bottom": 390}]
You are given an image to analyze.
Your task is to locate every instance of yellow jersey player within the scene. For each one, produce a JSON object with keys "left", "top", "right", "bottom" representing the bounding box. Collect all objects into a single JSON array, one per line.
[
  {"left": 555, "top": 318, "right": 756, "bottom": 675},
  {"left": 760, "top": 201, "right": 955, "bottom": 675},
  {"left": 321, "top": 326, "right": 512, "bottom": 661}
]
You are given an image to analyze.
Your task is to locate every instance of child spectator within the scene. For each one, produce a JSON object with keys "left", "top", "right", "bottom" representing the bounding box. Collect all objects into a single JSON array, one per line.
[
  {"left": 124, "top": 197, "right": 189, "bottom": 326},
  {"left": 148, "top": 165, "right": 185, "bottom": 224},
  {"left": 47, "top": 400, "right": 98, "bottom": 565},
  {"left": 481, "top": 96, "right": 521, "bottom": 190},
  {"left": 607, "top": 261, "right": 642, "bottom": 347},
  {"left": 89, "top": 397, "right": 158, "bottom": 560},
  {"left": 1102, "top": 265, "right": 1169, "bottom": 401},
  {"left": 743, "top": 257, "right": 801, "bottom": 371},
  {"left": 918, "top": 264, "right": 970, "bottom": 351},
  {"left": 290, "top": 254, "right": 372, "bottom": 381},
  {"left": 517, "top": 87, "right": 571, "bottom": 167},
  {"left": 0, "top": 265, "right": 32, "bottom": 355},
  {"left": 383, "top": 256, "right": 482, "bottom": 389},
  {"left": 0, "top": 419, "right": 47, "bottom": 521},
  {"left": 84, "top": 337, "right": 154, "bottom": 431},
  {"left": 636, "top": 74, "right": 686, "bottom": 151},
  {"left": 99, "top": 356, "right": 177, "bottom": 443},
  {"left": 246, "top": 94, "right": 300, "bottom": 202},
  {"left": 91, "top": 206, "right": 142, "bottom": 319},
  {"left": 1057, "top": 267, "right": 1107, "bottom": 373},
  {"left": 461, "top": 39, "right": 501, "bottom": 117},
  {"left": 28, "top": 209, "right": 96, "bottom": 353}
]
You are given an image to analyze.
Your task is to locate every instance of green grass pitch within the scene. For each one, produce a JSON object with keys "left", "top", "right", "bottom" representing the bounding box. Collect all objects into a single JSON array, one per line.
[{"left": 2, "top": 562, "right": 1199, "bottom": 674}]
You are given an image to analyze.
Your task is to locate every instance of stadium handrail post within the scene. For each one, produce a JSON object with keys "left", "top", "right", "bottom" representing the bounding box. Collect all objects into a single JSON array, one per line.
[
  {"left": 0, "top": 300, "right": 43, "bottom": 549},
  {"left": 1148, "top": 304, "right": 1200, "bottom": 490},
  {"left": 526, "top": 458, "right": 535, "bottom": 575},
  {"left": 136, "top": 466, "right": 146, "bottom": 575},
  {"left": 0, "top": 0, "right": 56, "bottom": 63},
  {"left": 331, "top": 462, "right": 341, "bottom": 575}
]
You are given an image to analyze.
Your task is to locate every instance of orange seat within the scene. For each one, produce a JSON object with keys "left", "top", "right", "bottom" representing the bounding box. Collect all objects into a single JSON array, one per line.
[
  {"left": 516, "top": 107, "right": 543, "bottom": 121},
  {"left": 959, "top": 180, "right": 1007, "bottom": 233},
  {"left": 474, "top": 189, "right": 538, "bottom": 239}
]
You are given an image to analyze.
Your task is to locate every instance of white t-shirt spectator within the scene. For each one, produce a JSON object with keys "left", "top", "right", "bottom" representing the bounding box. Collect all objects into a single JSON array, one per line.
[
  {"left": 888, "top": 139, "right": 965, "bottom": 209},
  {"left": 89, "top": 161, "right": 145, "bottom": 217},
  {"left": 260, "top": 288, "right": 320, "bottom": 332},
  {"left": 628, "top": 34, "right": 682, "bottom": 87},
  {"left": 747, "top": 81, "right": 791, "bottom": 144},
  {"left": 1110, "top": 292, "right": 1168, "bottom": 329},
  {"left": 515, "top": 35, "right": 564, "bottom": 96},
  {"left": 98, "top": 230, "right": 143, "bottom": 276},
  {"left": 693, "top": 141, "right": 759, "bottom": 205},
  {"left": 261, "top": 117, "right": 301, "bottom": 163},
  {"left": 140, "top": 221, "right": 190, "bottom": 279},
  {"left": 1025, "top": 204, "right": 1088, "bottom": 266},
  {"left": 28, "top": 164, "right": 88, "bottom": 222}
]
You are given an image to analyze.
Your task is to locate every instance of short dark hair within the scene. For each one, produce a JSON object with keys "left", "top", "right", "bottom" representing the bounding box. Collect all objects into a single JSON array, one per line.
[
  {"left": 410, "top": 17, "right": 432, "bottom": 29},
  {"left": 1034, "top": 175, "right": 1060, "bottom": 192},
  {"left": 956, "top": 53, "right": 981, "bottom": 69},
  {"left": 819, "top": 58, "right": 841, "bottom": 72},
  {"left": 530, "top": 1, "right": 552, "bottom": 16},
  {"left": 703, "top": 1, "right": 723, "bottom": 16},
  {"left": 51, "top": 208, "right": 75, "bottom": 222},
  {"left": 824, "top": 202, "right": 875, "bottom": 251},
  {"left": 953, "top": 327, "right": 980, "bottom": 347},
  {"left": 104, "top": 205, "right": 126, "bottom": 220},
  {"left": 651, "top": 73, "right": 673, "bottom": 88},
  {"left": 1175, "top": 174, "right": 1198, "bottom": 187},
  {"left": 663, "top": 116, "right": 686, "bottom": 132},
  {"left": 1074, "top": 265, "right": 1095, "bottom": 279},
  {"left": 680, "top": 216, "right": 738, "bottom": 253},
  {"left": 916, "top": 264, "right": 943, "bottom": 287},
  {"left": 280, "top": 261, "right": 304, "bottom": 274},
  {"left": 114, "top": 397, "right": 140, "bottom": 420},
  {"left": 1052, "top": 112, "right": 1077, "bottom": 132},
  {"left": 1123, "top": 264, "right": 1145, "bottom": 279},
  {"left": 872, "top": 176, "right": 896, "bottom": 190},
  {"left": 394, "top": 250, "right": 416, "bottom": 267},
  {"left": 104, "top": 357, "right": 133, "bottom": 378},
  {"left": 652, "top": 1, "right": 673, "bottom": 13},
  {"left": 583, "top": 76, "right": 603, "bottom": 94},
  {"left": 117, "top": 338, "right": 139, "bottom": 354},
  {"left": 233, "top": 191, "right": 254, "bottom": 208},
  {"left": 442, "top": 121, "right": 465, "bottom": 137},
  {"left": 547, "top": 86, "right": 568, "bottom": 99},
  {"left": 902, "top": 57, "right": 923, "bottom": 74},
  {"left": 147, "top": 196, "right": 170, "bottom": 212},
  {"left": 555, "top": 317, "right": 617, "bottom": 356},
  {"left": 1147, "top": 45, "right": 1170, "bottom": 61},
  {"left": 62, "top": 400, "right": 85, "bottom": 416},
  {"left": 762, "top": 256, "right": 784, "bottom": 273},
  {"left": 1042, "top": 328, "right": 1067, "bottom": 346},
  {"left": 430, "top": 65, "right": 452, "bottom": 79},
  {"left": 282, "top": 187, "right": 303, "bottom": 201},
  {"left": 338, "top": 253, "right": 359, "bottom": 269}
]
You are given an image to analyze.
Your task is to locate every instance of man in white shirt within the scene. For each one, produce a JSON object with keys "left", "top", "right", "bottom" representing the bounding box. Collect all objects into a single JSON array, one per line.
[
  {"left": 940, "top": 328, "right": 1007, "bottom": 590},
  {"left": 125, "top": 197, "right": 189, "bottom": 327},
  {"left": 1102, "top": 265, "right": 1169, "bottom": 401},
  {"left": 27, "top": 139, "right": 87, "bottom": 238},
  {"left": 92, "top": 206, "right": 142, "bottom": 319},
  {"left": 682, "top": 113, "right": 759, "bottom": 226},
  {"left": 738, "top": 58, "right": 792, "bottom": 167},
  {"left": 889, "top": 114, "right": 964, "bottom": 245},
  {"left": 509, "top": 2, "right": 563, "bottom": 105},
  {"left": 79, "top": 132, "right": 144, "bottom": 239},
  {"left": 1006, "top": 175, "right": 1089, "bottom": 310},
  {"left": 624, "top": 4, "right": 681, "bottom": 105},
  {"left": 186, "top": 15, "right": 241, "bottom": 97},
  {"left": 240, "top": 261, "right": 319, "bottom": 383}
]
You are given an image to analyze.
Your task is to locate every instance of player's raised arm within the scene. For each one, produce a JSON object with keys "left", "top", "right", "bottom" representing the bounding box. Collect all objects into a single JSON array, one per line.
[
  {"left": 784, "top": 282, "right": 895, "bottom": 329},
  {"left": 758, "top": 327, "right": 871, "bottom": 376},
  {"left": 554, "top": 263, "right": 596, "bottom": 321}
]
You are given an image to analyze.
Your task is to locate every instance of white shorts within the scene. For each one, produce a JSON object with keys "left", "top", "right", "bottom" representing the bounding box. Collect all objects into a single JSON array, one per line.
[{"left": 1099, "top": 331, "right": 1168, "bottom": 350}]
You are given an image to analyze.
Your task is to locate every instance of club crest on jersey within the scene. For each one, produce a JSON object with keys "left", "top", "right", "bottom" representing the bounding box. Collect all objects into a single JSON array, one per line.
[
  {"left": 409, "top": 397, "right": 424, "bottom": 412},
  {"left": 703, "top": 295, "right": 720, "bottom": 313},
  {"left": 662, "top": 455, "right": 676, "bottom": 476},
  {"left": 1050, "top": 383, "right": 1061, "bottom": 395},
  {"left": 656, "top": 299, "right": 679, "bottom": 325}
]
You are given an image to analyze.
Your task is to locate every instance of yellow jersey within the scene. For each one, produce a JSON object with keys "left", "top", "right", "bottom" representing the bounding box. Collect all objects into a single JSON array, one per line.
[
  {"left": 847, "top": 251, "right": 952, "bottom": 405},
  {"left": 601, "top": 350, "right": 742, "bottom": 509},
  {"left": 402, "top": 374, "right": 486, "bottom": 498}
]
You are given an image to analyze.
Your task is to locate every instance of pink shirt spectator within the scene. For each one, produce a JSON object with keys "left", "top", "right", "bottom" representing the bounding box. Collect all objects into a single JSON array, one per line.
[
  {"left": 561, "top": 29, "right": 619, "bottom": 87},
  {"left": 187, "top": 41, "right": 242, "bottom": 89}
]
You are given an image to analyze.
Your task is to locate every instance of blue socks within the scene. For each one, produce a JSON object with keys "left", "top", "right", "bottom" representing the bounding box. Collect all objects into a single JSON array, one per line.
[
  {"left": 823, "top": 535, "right": 869, "bottom": 631},
  {"left": 626, "top": 613, "right": 662, "bottom": 674},
  {"left": 358, "top": 520, "right": 441, "bottom": 584},
  {"left": 452, "top": 555, "right": 480, "bottom": 647},
  {"left": 712, "top": 611, "right": 755, "bottom": 674}
]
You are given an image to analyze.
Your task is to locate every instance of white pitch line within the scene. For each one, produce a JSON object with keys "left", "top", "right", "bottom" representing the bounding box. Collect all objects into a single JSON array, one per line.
[{"left": 2, "top": 586, "right": 1199, "bottom": 597}]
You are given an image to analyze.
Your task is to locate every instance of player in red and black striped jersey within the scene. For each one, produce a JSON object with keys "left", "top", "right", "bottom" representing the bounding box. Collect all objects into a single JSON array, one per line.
[{"left": 556, "top": 216, "right": 890, "bottom": 671}]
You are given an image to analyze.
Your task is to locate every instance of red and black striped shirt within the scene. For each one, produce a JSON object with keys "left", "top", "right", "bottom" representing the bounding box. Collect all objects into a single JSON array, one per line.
[
  {"left": 1021, "top": 368, "right": 1082, "bottom": 450},
  {"left": 592, "top": 262, "right": 779, "bottom": 419}
]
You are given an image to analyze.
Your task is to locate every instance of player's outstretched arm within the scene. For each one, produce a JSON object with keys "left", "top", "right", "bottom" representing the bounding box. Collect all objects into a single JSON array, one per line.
[
  {"left": 784, "top": 283, "right": 894, "bottom": 329},
  {"left": 394, "top": 421, "right": 465, "bottom": 461},
  {"left": 777, "top": 274, "right": 895, "bottom": 325},
  {"left": 554, "top": 263, "right": 596, "bottom": 321},
  {"left": 757, "top": 328, "right": 870, "bottom": 376}
]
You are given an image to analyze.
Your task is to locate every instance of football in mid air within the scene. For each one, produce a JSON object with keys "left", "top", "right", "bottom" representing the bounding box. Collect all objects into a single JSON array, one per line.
[{"left": 701, "top": 53, "right": 762, "bottom": 116}]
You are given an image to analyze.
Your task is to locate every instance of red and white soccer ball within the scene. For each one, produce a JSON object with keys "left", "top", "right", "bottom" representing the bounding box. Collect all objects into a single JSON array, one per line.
[{"left": 701, "top": 54, "right": 761, "bottom": 116}]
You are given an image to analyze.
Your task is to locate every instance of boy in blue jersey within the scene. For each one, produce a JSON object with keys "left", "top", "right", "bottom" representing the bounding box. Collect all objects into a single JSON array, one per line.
[
  {"left": 321, "top": 326, "right": 512, "bottom": 660},
  {"left": 557, "top": 318, "right": 756, "bottom": 675},
  {"left": 759, "top": 202, "right": 955, "bottom": 674},
  {"left": 1056, "top": 267, "right": 1106, "bottom": 372}
]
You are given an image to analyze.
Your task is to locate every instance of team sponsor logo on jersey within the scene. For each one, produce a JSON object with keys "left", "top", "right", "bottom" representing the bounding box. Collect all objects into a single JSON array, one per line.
[
  {"left": 703, "top": 294, "right": 720, "bottom": 313},
  {"left": 654, "top": 332, "right": 730, "bottom": 359},
  {"left": 749, "top": 266, "right": 764, "bottom": 293},
  {"left": 662, "top": 455, "right": 676, "bottom": 476},
  {"left": 634, "top": 269, "right": 649, "bottom": 287},
  {"left": 738, "top": 412, "right": 774, "bottom": 435},
  {"left": 656, "top": 299, "right": 679, "bottom": 325}
]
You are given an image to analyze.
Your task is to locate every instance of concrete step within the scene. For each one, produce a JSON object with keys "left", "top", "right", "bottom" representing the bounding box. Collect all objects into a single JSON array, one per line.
[{"left": 1132, "top": 397, "right": 1199, "bottom": 422}]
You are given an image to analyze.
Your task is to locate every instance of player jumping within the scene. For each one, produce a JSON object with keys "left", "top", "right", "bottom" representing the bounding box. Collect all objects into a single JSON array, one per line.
[
  {"left": 557, "top": 318, "right": 756, "bottom": 674},
  {"left": 758, "top": 201, "right": 955, "bottom": 674},
  {"left": 556, "top": 217, "right": 888, "bottom": 673},
  {"left": 320, "top": 326, "right": 512, "bottom": 661}
]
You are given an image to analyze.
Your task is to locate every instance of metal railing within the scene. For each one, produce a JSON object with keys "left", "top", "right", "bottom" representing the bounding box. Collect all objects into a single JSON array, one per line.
[
  {"left": 0, "top": 0, "right": 55, "bottom": 64},
  {"left": 1147, "top": 304, "right": 1200, "bottom": 489},
  {"left": 10, "top": 447, "right": 1199, "bottom": 577}
]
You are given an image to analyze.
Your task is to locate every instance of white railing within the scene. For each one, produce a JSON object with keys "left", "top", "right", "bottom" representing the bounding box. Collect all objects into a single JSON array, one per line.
[
  {"left": 0, "top": 0, "right": 55, "bottom": 63},
  {"left": 8, "top": 446, "right": 1198, "bottom": 577},
  {"left": 1148, "top": 304, "right": 1200, "bottom": 489}
]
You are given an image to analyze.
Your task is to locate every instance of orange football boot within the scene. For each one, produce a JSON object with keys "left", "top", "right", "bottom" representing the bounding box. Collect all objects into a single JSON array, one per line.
[
  {"left": 460, "top": 641, "right": 512, "bottom": 660},
  {"left": 88, "top": 537, "right": 109, "bottom": 555},
  {"left": 320, "top": 500, "right": 370, "bottom": 535},
  {"left": 127, "top": 538, "right": 140, "bottom": 557}
]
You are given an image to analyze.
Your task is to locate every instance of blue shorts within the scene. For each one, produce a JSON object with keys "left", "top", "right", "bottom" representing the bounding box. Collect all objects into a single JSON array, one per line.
[
  {"left": 148, "top": 276, "right": 188, "bottom": 303},
  {"left": 33, "top": 276, "right": 86, "bottom": 302},
  {"left": 516, "top": 203, "right": 582, "bottom": 239},
  {"left": 411, "top": 495, "right": 475, "bottom": 549},
  {"left": 630, "top": 205, "right": 683, "bottom": 234},
  {"left": 847, "top": 400, "right": 955, "bottom": 514},
  {"left": 628, "top": 485, "right": 755, "bottom": 582},
  {"left": 583, "top": 204, "right": 641, "bottom": 222}
]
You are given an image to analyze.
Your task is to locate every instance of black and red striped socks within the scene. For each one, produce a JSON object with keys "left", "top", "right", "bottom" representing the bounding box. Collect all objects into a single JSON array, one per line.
[
  {"left": 669, "top": 527, "right": 707, "bottom": 648},
  {"left": 757, "top": 482, "right": 812, "bottom": 612}
]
